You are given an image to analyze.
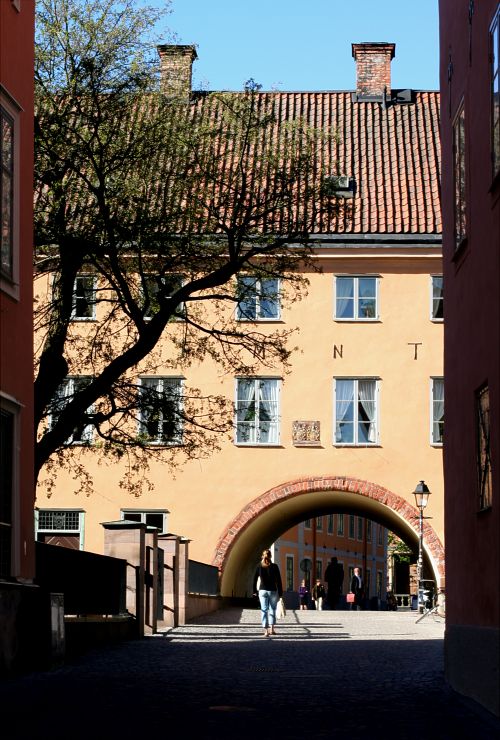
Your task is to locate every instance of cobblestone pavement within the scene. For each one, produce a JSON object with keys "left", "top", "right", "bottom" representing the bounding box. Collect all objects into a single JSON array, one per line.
[{"left": 2, "top": 608, "right": 499, "bottom": 739}]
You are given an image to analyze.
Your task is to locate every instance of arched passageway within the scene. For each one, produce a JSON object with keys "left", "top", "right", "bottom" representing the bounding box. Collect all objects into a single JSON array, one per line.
[{"left": 213, "top": 476, "right": 445, "bottom": 598}]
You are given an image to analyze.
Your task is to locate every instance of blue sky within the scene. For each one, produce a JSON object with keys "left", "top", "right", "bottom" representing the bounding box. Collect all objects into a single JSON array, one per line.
[{"left": 159, "top": 0, "right": 440, "bottom": 92}]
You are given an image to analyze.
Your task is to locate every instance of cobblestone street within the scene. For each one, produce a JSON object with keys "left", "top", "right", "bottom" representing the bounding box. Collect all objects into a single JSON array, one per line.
[{"left": 2, "top": 608, "right": 499, "bottom": 739}]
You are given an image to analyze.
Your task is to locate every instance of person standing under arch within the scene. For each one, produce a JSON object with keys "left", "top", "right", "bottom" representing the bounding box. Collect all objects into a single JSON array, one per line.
[
  {"left": 325, "top": 556, "right": 344, "bottom": 609},
  {"left": 350, "top": 567, "right": 365, "bottom": 611},
  {"left": 253, "top": 549, "right": 283, "bottom": 636}
]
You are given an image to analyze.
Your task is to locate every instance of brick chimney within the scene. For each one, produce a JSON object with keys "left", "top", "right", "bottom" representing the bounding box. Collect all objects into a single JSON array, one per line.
[
  {"left": 157, "top": 44, "right": 198, "bottom": 100},
  {"left": 351, "top": 42, "right": 395, "bottom": 101}
]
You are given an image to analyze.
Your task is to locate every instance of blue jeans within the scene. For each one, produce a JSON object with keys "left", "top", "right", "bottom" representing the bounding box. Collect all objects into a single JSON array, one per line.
[{"left": 258, "top": 589, "right": 279, "bottom": 628}]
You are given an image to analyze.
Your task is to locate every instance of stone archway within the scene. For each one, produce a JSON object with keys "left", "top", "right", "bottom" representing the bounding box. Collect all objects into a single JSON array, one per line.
[{"left": 213, "top": 476, "right": 445, "bottom": 598}]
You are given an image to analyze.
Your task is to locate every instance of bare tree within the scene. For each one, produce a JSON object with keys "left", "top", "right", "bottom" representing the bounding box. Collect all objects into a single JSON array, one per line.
[{"left": 34, "top": 0, "right": 343, "bottom": 494}]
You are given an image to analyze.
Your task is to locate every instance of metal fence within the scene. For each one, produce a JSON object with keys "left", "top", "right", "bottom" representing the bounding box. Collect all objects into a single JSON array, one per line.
[{"left": 188, "top": 559, "right": 219, "bottom": 596}]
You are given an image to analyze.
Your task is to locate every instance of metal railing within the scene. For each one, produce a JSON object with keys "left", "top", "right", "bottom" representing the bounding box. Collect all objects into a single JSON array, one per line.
[{"left": 188, "top": 559, "right": 219, "bottom": 596}]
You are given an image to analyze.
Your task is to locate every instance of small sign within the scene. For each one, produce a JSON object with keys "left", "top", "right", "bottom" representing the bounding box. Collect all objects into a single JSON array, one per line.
[{"left": 292, "top": 420, "right": 320, "bottom": 446}]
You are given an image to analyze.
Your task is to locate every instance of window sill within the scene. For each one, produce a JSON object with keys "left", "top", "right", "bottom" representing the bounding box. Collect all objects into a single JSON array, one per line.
[
  {"left": 452, "top": 236, "right": 469, "bottom": 269},
  {"left": 477, "top": 505, "right": 492, "bottom": 515},
  {"left": 71, "top": 317, "right": 97, "bottom": 322},
  {"left": 430, "top": 318, "right": 444, "bottom": 324},
  {"left": 333, "top": 444, "right": 381, "bottom": 448},
  {"left": 234, "top": 443, "right": 283, "bottom": 448},
  {"left": 143, "top": 442, "right": 183, "bottom": 448},
  {"left": 293, "top": 443, "right": 324, "bottom": 448},
  {"left": 0, "top": 274, "right": 20, "bottom": 301},
  {"left": 489, "top": 168, "right": 500, "bottom": 198},
  {"left": 430, "top": 443, "right": 443, "bottom": 448},
  {"left": 236, "top": 319, "right": 284, "bottom": 324},
  {"left": 334, "top": 319, "right": 381, "bottom": 323}
]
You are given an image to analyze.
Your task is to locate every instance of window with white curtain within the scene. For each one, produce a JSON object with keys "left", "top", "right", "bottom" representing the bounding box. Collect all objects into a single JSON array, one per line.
[
  {"left": 431, "top": 276, "right": 443, "bottom": 320},
  {"left": 334, "top": 276, "right": 378, "bottom": 320},
  {"left": 49, "top": 376, "right": 94, "bottom": 444},
  {"left": 139, "top": 377, "right": 183, "bottom": 445},
  {"left": 334, "top": 378, "right": 379, "bottom": 445},
  {"left": 431, "top": 378, "right": 444, "bottom": 445},
  {"left": 235, "top": 378, "right": 280, "bottom": 444},
  {"left": 236, "top": 277, "right": 280, "bottom": 320}
]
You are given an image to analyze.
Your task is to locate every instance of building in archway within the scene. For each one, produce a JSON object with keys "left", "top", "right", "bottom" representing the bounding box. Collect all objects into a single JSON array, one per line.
[
  {"left": 438, "top": 0, "right": 500, "bottom": 717},
  {"left": 274, "top": 514, "right": 388, "bottom": 607},
  {"left": 34, "top": 43, "right": 444, "bottom": 607}
]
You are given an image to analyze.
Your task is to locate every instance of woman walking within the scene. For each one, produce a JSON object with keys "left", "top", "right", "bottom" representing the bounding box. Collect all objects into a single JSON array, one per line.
[{"left": 253, "top": 549, "right": 283, "bottom": 636}]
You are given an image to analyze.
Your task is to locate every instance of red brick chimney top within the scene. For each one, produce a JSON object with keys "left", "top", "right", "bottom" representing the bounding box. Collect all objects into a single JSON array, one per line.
[
  {"left": 157, "top": 44, "right": 198, "bottom": 100},
  {"left": 351, "top": 42, "right": 396, "bottom": 100}
]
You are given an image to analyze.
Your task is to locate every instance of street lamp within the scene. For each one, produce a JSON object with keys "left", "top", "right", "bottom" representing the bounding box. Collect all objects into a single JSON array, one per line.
[{"left": 413, "top": 480, "right": 431, "bottom": 612}]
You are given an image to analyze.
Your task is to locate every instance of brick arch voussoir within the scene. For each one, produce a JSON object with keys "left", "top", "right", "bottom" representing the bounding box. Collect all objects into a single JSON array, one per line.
[{"left": 213, "top": 476, "right": 445, "bottom": 579}]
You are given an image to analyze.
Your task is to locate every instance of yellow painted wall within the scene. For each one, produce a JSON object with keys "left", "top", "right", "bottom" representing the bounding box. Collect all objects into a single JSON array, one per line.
[{"left": 35, "top": 245, "right": 444, "bottom": 590}]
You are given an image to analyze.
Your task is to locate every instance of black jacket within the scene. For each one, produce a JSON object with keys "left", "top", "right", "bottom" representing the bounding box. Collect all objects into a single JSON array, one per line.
[{"left": 253, "top": 563, "right": 283, "bottom": 596}]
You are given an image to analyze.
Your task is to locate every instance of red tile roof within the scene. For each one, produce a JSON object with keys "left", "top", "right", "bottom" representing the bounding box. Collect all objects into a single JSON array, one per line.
[{"left": 190, "top": 91, "right": 441, "bottom": 236}]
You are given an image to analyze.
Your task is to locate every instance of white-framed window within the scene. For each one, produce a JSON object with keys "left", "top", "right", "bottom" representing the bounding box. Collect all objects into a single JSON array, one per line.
[
  {"left": 348, "top": 514, "right": 355, "bottom": 539},
  {"left": 334, "top": 276, "right": 379, "bottom": 320},
  {"left": 334, "top": 378, "right": 379, "bottom": 445},
  {"left": 431, "top": 377, "right": 444, "bottom": 445},
  {"left": 236, "top": 276, "right": 280, "bottom": 321},
  {"left": 366, "top": 520, "right": 372, "bottom": 542},
  {"left": 72, "top": 274, "right": 97, "bottom": 320},
  {"left": 35, "top": 509, "right": 84, "bottom": 550},
  {"left": 491, "top": 6, "right": 500, "bottom": 178},
  {"left": 120, "top": 509, "right": 168, "bottom": 533},
  {"left": 431, "top": 275, "right": 443, "bottom": 321},
  {"left": 304, "top": 519, "right": 311, "bottom": 529},
  {"left": 327, "top": 514, "right": 334, "bottom": 534},
  {"left": 138, "top": 377, "right": 183, "bottom": 445},
  {"left": 0, "top": 397, "right": 20, "bottom": 578},
  {"left": 143, "top": 273, "right": 185, "bottom": 320},
  {"left": 235, "top": 378, "right": 280, "bottom": 445},
  {"left": 337, "top": 513, "right": 344, "bottom": 536},
  {"left": 316, "top": 516, "right": 323, "bottom": 531},
  {"left": 1, "top": 93, "right": 20, "bottom": 298},
  {"left": 50, "top": 376, "right": 94, "bottom": 444},
  {"left": 286, "top": 554, "right": 294, "bottom": 591}
]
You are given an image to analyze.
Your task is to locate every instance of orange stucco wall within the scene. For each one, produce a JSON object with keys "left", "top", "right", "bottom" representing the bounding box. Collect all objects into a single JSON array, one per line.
[{"left": 35, "top": 245, "right": 444, "bottom": 595}]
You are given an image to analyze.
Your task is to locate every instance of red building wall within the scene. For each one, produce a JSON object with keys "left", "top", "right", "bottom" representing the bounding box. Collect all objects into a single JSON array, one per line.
[
  {"left": 439, "top": 0, "right": 500, "bottom": 716},
  {"left": 1, "top": 0, "right": 35, "bottom": 579},
  {"left": 1, "top": 0, "right": 36, "bottom": 674}
]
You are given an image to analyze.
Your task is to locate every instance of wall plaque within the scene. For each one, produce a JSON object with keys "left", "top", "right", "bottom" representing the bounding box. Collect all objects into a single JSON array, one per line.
[{"left": 292, "top": 420, "right": 321, "bottom": 446}]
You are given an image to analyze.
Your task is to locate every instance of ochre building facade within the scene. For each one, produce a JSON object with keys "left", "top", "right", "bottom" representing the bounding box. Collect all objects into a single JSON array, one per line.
[{"left": 34, "top": 43, "right": 445, "bottom": 603}]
